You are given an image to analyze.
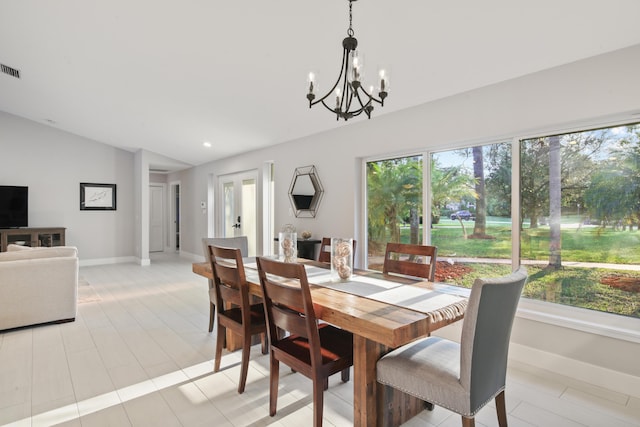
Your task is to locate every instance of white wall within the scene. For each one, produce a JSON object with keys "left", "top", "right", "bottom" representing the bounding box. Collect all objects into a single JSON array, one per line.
[
  {"left": 0, "top": 111, "right": 136, "bottom": 262},
  {"left": 178, "top": 44, "right": 640, "bottom": 260},
  {"left": 175, "top": 44, "right": 640, "bottom": 394}
]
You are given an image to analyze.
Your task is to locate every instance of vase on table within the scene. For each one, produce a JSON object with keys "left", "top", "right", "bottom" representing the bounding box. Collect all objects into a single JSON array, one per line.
[
  {"left": 279, "top": 232, "right": 297, "bottom": 263},
  {"left": 331, "top": 237, "right": 353, "bottom": 281}
]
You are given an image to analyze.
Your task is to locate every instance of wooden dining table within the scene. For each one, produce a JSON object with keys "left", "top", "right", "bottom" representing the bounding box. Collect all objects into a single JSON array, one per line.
[{"left": 193, "top": 258, "right": 469, "bottom": 427}]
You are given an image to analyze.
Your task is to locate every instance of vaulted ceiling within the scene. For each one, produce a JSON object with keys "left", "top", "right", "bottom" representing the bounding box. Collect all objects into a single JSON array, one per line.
[{"left": 2, "top": 0, "right": 639, "bottom": 170}]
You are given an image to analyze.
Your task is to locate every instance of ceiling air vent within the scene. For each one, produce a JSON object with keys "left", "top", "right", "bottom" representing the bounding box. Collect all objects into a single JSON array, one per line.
[{"left": 1, "top": 63, "right": 21, "bottom": 79}]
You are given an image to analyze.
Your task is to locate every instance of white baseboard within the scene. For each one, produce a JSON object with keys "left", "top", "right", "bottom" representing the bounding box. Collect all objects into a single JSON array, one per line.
[
  {"left": 79, "top": 251, "right": 202, "bottom": 267},
  {"left": 509, "top": 342, "right": 640, "bottom": 399},
  {"left": 79, "top": 256, "right": 137, "bottom": 267}
]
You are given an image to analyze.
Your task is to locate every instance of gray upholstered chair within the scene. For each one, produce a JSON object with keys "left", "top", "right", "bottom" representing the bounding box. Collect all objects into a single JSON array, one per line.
[
  {"left": 202, "top": 236, "right": 249, "bottom": 332},
  {"left": 376, "top": 267, "right": 528, "bottom": 427}
]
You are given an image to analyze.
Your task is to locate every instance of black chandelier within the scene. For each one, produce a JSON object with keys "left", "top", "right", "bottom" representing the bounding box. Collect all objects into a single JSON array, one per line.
[{"left": 306, "top": 0, "right": 388, "bottom": 121}]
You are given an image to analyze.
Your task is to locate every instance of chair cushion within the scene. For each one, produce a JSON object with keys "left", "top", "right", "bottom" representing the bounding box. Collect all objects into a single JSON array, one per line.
[
  {"left": 216, "top": 301, "right": 266, "bottom": 326},
  {"left": 377, "top": 336, "right": 472, "bottom": 416},
  {"left": 276, "top": 324, "right": 353, "bottom": 366}
]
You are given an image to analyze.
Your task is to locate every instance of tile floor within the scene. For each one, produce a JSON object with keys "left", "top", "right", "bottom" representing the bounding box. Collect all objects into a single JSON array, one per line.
[{"left": 0, "top": 253, "right": 639, "bottom": 426}]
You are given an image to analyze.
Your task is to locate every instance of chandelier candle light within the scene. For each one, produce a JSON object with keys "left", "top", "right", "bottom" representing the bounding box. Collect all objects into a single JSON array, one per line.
[{"left": 306, "top": 0, "right": 388, "bottom": 121}]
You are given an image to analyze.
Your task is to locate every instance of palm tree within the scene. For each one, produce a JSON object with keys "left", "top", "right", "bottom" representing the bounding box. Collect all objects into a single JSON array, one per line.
[
  {"left": 431, "top": 158, "right": 477, "bottom": 238},
  {"left": 367, "top": 157, "right": 422, "bottom": 255}
]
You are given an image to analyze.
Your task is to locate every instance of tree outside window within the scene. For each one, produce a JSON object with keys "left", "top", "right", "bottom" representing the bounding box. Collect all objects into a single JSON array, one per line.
[{"left": 366, "top": 123, "right": 640, "bottom": 318}]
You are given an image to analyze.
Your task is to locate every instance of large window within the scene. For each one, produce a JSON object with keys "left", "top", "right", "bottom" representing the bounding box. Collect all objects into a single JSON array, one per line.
[
  {"left": 430, "top": 143, "right": 513, "bottom": 285},
  {"left": 365, "top": 122, "right": 640, "bottom": 319},
  {"left": 366, "top": 155, "right": 423, "bottom": 270},
  {"left": 519, "top": 124, "right": 640, "bottom": 318}
]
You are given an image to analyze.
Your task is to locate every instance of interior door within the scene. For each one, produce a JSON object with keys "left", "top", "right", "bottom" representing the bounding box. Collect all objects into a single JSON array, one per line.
[
  {"left": 218, "top": 171, "right": 258, "bottom": 256},
  {"left": 149, "top": 184, "right": 164, "bottom": 252}
]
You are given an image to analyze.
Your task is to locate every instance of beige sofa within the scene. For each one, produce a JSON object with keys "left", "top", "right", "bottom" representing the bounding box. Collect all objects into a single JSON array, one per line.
[{"left": 0, "top": 244, "right": 79, "bottom": 330}]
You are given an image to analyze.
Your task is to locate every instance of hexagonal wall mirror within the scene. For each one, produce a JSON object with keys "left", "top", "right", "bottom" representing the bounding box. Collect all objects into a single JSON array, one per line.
[{"left": 288, "top": 165, "right": 324, "bottom": 218}]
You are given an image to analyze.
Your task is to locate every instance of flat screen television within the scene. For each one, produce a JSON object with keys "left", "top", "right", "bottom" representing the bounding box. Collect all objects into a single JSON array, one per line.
[{"left": 0, "top": 186, "right": 28, "bottom": 228}]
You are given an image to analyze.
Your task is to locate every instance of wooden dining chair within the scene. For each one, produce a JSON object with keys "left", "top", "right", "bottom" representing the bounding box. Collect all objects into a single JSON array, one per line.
[
  {"left": 383, "top": 242, "right": 438, "bottom": 281},
  {"left": 256, "top": 256, "right": 353, "bottom": 427},
  {"left": 377, "top": 267, "right": 528, "bottom": 427},
  {"left": 202, "top": 236, "right": 248, "bottom": 332},
  {"left": 207, "top": 244, "right": 267, "bottom": 394},
  {"left": 317, "top": 237, "right": 356, "bottom": 264}
]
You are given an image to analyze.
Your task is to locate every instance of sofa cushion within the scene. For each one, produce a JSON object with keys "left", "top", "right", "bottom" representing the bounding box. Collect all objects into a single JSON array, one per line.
[
  {"left": 0, "top": 245, "right": 78, "bottom": 262},
  {"left": 7, "top": 244, "right": 32, "bottom": 252}
]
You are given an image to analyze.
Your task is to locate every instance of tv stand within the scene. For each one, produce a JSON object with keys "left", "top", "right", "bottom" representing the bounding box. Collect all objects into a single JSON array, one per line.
[{"left": 0, "top": 227, "right": 66, "bottom": 252}]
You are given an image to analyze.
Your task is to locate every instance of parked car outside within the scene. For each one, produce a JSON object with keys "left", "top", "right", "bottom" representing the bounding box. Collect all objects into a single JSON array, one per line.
[{"left": 450, "top": 210, "right": 474, "bottom": 221}]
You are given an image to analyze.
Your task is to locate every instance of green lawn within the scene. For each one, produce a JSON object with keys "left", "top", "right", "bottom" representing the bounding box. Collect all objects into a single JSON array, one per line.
[
  {"left": 416, "top": 262, "right": 640, "bottom": 318},
  {"left": 523, "top": 265, "right": 640, "bottom": 317},
  {"left": 370, "top": 216, "right": 640, "bottom": 318},
  {"left": 395, "top": 216, "right": 640, "bottom": 263}
]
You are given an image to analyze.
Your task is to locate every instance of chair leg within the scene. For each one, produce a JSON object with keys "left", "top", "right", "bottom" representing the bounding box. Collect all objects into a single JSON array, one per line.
[
  {"left": 462, "top": 416, "right": 475, "bottom": 427},
  {"left": 495, "top": 390, "right": 507, "bottom": 427},
  {"left": 208, "top": 302, "right": 215, "bottom": 333},
  {"left": 237, "top": 330, "right": 252, "bottom": 393},
  {"left": 261, "top": 332, "right": 268, "bottom": 354},
  {"left": 313, "top": 375, "right": 325, "bottom": 427},
  {"left": 341, "top": 367, "right": 350, "bottom": 382},
  {"left": 214, "top": 324, "right": 225, "bottom": 372},
  {"left": 269, "top": 356, "right": 279, "bottom": 416}
]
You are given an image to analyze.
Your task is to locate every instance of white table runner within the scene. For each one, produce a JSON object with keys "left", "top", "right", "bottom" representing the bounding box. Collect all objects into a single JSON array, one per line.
[{"left": 245, "top": 261, "right": 468, "bottom": 315}]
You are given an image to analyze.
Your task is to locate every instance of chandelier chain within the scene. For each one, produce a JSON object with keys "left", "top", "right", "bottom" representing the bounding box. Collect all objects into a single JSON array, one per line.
[{"left": 348, "top": 0, "right": 354, "bottom": 37}]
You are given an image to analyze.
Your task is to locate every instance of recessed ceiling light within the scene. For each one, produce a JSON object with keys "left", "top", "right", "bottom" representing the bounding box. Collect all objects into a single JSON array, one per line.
[{"left": 203, "top": 141, "right": 212, "bottom": 148}]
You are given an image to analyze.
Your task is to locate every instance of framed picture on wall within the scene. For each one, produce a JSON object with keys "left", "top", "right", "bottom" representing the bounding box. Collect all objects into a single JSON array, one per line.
[{"left": 80, "top": 183, "right": 116, "bottom": 210}]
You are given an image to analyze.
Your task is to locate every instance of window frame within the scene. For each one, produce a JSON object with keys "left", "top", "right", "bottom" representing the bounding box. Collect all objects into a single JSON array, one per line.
[
  {"left": 361, "top": 150, "right": 428, "bottom": 269},
  {"left": 361, "top": 119, "right": 640, "bottom": 345}
]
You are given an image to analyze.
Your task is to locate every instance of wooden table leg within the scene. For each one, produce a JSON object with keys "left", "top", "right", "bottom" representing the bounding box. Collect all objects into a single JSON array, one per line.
[
  {"left": 224, "top": 302, "right": 243, "bottom": 351},
  {"left": 353, "top": 335, "right": 385, "bottom": 427},
  {"left": 223, "top": 297, "right": 262, "bottom": 352},
  {"left": 353, "top": 335, "right": 428, "bottom": 427}
]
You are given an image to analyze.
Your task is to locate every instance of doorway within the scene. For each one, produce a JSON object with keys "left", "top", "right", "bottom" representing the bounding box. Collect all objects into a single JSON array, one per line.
[
  {"left": 169, "top": 181, "right": 181, "bottom": 252},
  {"left": 149, "top": 184, "right": 165, "bottom": 252},
  {"left": 218, "top": 170, "right": 258, "bottom": 256}
]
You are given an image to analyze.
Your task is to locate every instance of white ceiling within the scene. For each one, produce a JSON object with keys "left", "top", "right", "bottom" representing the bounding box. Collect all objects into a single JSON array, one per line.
[{"left": 2, "top": 0, "right": 640, "bottom": 171}]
